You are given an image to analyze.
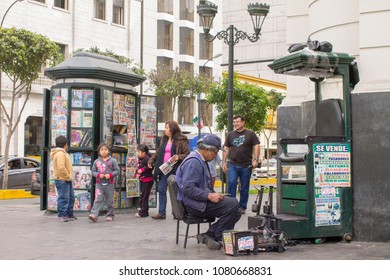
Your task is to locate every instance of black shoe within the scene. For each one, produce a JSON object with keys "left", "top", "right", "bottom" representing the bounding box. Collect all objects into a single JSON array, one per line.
[
  {"left": 197, "top": 233, "right": 206, "bottom": 244},
  {"left": 239, "top": 207, "right": 246, "bottom": 215},
  {"left": 198, "top": 233, "right": 222, "bottom": 250}
]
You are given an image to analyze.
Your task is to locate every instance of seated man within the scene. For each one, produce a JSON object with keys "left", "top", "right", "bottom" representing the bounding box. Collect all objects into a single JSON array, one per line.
[{"left": 176, "top": 134, "right": 241, "bottom": 250}]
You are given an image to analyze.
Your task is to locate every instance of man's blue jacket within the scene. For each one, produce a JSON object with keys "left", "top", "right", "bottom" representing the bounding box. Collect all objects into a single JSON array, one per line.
[{"left": 176, "top": 151, "right": 214, "bottom": 212}]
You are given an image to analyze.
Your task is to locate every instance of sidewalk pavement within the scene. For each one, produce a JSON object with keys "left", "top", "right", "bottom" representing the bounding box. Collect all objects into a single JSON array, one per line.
[{"left": 0, "top": 193, "right": 389, "bottom": 260}]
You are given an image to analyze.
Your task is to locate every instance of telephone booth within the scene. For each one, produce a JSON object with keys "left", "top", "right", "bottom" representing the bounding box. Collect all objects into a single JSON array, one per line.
[
  {"left": 41, "top": 52, "right": 158, "bottom": 212},
  {"left": 268, "top": 50, "right": 359, "bottom": 241}
]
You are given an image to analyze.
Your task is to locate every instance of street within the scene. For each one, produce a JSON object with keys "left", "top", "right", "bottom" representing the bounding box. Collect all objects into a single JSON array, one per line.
[{"left": 0, "top": 195, "right": 389, "bottom": 260}]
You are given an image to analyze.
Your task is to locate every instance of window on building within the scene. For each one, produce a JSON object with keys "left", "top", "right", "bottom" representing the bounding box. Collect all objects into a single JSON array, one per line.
[
  {"left": 178, "top": 97, "right": 194, "bottom": 125},
  {"left": 33, "top": 0, "right": 46, "bottom": 3},
  {"left": 54, "top": 0, "right": 68, "bottom": 9},
  {"left": 179, "top": 62, "right": 194, "bottom": 73},
  {"left": 157, "top": 57, "right": 173, "bottom": 71},
  {"left": 57, "top": 43, "right": 67, "bottom": 59},
  {"left": 180, "top": 0, "right": 194, "bottom": 22},
  {"left": 158, "top": 0, "right": 173, "bottom": 15},
  {"left": 199, "top": 34, "right": 213, "bottom": 60},
  {"left": 180, "top": 27, "right": 194, "bottom": 56},
  {"left": 200, "top": 100, "right": 213, "bottom": 128},
  {"left": 113, "top": 0, "right": 124, "bottom": 25},
  {"left": 157, "top": 96, "right": 173, "bottom": 123},
  {"left": 157, "top": 20, "right": 173, "bottom": 50},
  {"left": 94, "top": 0, "right": 106, "bottom": 20},
  {"left": 199, "top": 66, "right": 213, "bottom": 79}
]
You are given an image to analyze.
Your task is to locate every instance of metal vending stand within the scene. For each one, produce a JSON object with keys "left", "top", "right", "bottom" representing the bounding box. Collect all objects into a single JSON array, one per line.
[{"left": 266, "top": 49, "right": 359, "bottom": 242}]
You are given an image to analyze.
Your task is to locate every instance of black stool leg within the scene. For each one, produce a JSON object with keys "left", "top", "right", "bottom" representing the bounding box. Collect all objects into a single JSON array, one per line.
[
  {"left": 184, "top": 223, "right": 190, "bottom": 248},
  {"left": 176, "top": 219, "right": 180, "bottom": 244},
  {"left": 197, "top": 223, "right": 200, "bottom": 243}
]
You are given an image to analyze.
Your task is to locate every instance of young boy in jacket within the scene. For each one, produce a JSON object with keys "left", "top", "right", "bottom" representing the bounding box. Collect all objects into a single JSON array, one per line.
[{"left": 50, "top": 136, "right": 76, "bottom": 222}]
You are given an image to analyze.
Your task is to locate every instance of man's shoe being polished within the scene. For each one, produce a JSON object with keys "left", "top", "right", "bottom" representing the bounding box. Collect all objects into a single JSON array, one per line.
[{"left": 197, "top": 233, "right": 222, "bottom": 250}]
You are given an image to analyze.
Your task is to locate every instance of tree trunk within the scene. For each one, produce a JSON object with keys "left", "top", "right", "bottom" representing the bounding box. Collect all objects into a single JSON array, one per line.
[{"left": 1, "top": 80, "right": 30, "bottom": 189}]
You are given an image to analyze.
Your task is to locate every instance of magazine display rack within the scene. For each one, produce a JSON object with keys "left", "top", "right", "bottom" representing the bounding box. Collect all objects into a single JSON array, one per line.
[
  {"left": 45, "top": 87, "right": 158, "bottom": 212},
  {"left": 48, "top": 88, "right": 94, "bottom": 211}
]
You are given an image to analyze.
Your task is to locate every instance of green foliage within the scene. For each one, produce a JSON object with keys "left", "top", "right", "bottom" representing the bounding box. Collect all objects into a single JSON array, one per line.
[
  {"left": 0, "top": 27, "right": 62, "bottom": 84},
  {"left": 206, "top": 73, "right": 269, "bottom": 133},
  {"left": 74, "top": 46, "right": 145, "bottom": 76},
  {"left": 267, "top": 89, "right": 285, "bottom": 111},
  {"left": 148, "top": 67, "right": 211, "bottom": 98},
  {"left": 0, "top": 27, "right": 62, "bottom": 189}
]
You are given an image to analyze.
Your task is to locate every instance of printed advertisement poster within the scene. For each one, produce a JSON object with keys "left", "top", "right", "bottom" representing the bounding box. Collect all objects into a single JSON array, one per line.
[
  {"left": 313, "top": 143, "right": 351, "bottom": 188},
  {"left": 315, "top": 186, "right": 341, "bottom": 226}
]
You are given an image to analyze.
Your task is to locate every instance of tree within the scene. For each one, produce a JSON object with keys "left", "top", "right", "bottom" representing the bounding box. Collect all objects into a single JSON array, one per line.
[
  {"left": 0, "top": 27, "right": 62, "bottom": 189},
  {"left": 148, "top": 67, "right": 212, "bottom": 121},
  {"left": 206, "top": 73, "right": 269, "bottom": 134},
  {"left": 73, "top": 46, "right": 145, "bottom": 76},
  {"left": 261, "top": 89, "right": 285, "bottom": 163}
]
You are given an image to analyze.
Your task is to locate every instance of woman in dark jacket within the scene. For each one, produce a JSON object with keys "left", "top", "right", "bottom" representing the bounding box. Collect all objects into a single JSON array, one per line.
[{"left": 148, "top": 120, "right": 190, "bottom": 219}]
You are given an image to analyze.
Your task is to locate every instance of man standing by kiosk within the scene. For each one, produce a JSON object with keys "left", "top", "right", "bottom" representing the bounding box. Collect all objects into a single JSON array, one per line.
[{"left": 222, "top": 115, "right": 260, "bottom": 214}]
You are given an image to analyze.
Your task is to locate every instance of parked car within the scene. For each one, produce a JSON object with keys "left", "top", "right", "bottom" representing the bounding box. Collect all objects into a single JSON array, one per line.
[
  {"left": 30, "top": 168, "right": 41, "bottom": 195},
  {"left": 0, "top": 157, "right": 41, "bottom": 190}
]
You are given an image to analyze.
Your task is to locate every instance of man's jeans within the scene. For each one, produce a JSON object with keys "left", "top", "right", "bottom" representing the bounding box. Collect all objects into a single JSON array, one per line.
[
  {"left": 55, "top": 180, "right": 75, "bottom": 218},
  {"left": 227, "top": 163, "right": 252, "bottom": 210}
]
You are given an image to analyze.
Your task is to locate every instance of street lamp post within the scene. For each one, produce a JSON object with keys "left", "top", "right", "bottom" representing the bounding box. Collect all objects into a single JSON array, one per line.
[
  {"left": 198, "top": 53, "right": 222, "bottom": 139},
  {"left": 197, "top": 1, "right": 269, "bottom": 132},
  {"left": 0, "top": 0, "right": 24, "bottom": 156}
]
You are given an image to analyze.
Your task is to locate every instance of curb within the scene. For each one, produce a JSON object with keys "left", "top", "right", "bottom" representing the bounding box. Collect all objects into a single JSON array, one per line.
[{"left": 0, "top": 190, "right": 39, "bottom": 200}]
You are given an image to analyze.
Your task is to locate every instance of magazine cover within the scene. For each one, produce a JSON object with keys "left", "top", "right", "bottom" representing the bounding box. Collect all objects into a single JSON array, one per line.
[
  {"left": 126, "top": 179, "right": 140, "bottom": 198},
  {"left": 71, "top": 110, "right": 82, "bottom": 127},
  {"left": 71, "top": 90, "right": 83, "bottom": 107},
  {"left": 82, "top": 110, "right": 93, "bottom": 127},
  {"left": 70, "top": 129, "right": 83, "bottom": 147},
  {"left": 78, "top": 192, "right": 91, "bottom": 211},
  {"left": 82, "top": 90, "right": 94, "bottom": 108},
  {"left": 148, "top": 180, "right": 157, "bottom": 208},
  {"left": 73, "top": 166, "right": 92, "bottom": 189},
  {"left": 47, "top": 179, "right": 58, "bottom": 211}
]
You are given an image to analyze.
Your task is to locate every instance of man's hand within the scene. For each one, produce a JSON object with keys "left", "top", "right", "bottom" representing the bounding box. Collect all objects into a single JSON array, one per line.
[
  {"left": 207, "top": 193, "right": 224, "bottom": 203},
  {"left": 252, "top": 159, "right": 259, "bottom": 168},
  {"left": 222, "top": 162, "right": 227, "bottom": 173}
]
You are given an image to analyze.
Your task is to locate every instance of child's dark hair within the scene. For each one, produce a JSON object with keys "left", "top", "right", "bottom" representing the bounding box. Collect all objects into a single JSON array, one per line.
[
  {"left": 97, "top": 142, "right": 110, "bottom": 153},
  {"left": 55, "top": 135, "right": 67, "bottom": 148},
  {"left": 137, "top": 144, "right": 149, "bottom": 154}
]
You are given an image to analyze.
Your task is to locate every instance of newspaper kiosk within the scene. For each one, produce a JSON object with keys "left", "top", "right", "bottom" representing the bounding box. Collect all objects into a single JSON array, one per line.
[
  {"left": 268, "top": 49, "right": 359, "bottom": 241},
  {"left": 41, "top": 52, "right": 157, "bottom": 212}
]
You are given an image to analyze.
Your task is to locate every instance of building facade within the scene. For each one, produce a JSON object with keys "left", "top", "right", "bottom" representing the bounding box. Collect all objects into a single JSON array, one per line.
[
  {"left": 142, "top": 0, "right": 223, "bottom": 138},
  {"left": 0, "top": 0, "right": 223, "bottom": 158}
]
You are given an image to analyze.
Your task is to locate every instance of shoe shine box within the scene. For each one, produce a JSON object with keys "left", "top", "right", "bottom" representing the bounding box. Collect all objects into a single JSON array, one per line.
[{"left": 222, "top": 230, "right": 258, "bottom": 256}]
